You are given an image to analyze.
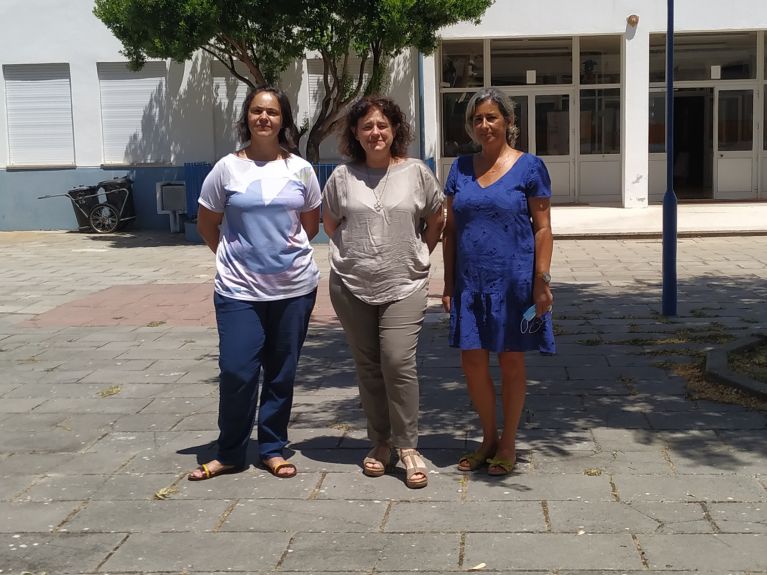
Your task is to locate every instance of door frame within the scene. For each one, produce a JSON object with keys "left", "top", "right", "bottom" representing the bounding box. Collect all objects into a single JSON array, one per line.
[
  {"left": 500, "top": 86, "right": 577, "bottom": 201},
  {"left": 714, "top": 83, "right": 758, "bottom": 199}
]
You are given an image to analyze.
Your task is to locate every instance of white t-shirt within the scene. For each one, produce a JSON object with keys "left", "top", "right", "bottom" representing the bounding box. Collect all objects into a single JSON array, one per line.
[{"left": 199, "top": 153, "right": 321, "bottom": 301}]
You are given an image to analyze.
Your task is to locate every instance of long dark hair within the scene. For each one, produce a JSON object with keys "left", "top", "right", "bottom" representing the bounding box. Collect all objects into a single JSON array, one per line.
[
  {"left": 238, "top": 85, "right": 300, "bottom": 155},
  {"left": 339, "top": 95, "right": 412, "bottom": 162}
]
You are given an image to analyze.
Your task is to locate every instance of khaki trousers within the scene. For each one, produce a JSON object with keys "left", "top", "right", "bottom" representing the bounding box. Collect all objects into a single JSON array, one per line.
[{"left": 329, "top": 271, "right": 426, "bottom": 448}]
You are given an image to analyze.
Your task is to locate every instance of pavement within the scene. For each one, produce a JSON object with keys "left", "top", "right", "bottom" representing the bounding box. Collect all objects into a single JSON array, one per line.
[{"left": 1, "top": 204, "right": 766, "bottom": 574}]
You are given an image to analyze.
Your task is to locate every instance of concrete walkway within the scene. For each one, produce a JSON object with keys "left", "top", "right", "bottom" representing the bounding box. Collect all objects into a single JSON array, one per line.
[{"left": 0, "top": 226, "right": 765, "bottom": 574}]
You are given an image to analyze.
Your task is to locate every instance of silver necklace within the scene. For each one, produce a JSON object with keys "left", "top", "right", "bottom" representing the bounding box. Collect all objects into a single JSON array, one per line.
[{"left": 367, "top": 164, "right": 390, "bottom": 212}]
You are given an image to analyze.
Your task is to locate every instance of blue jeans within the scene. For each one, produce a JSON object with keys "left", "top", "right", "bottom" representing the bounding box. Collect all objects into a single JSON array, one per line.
[{"left": 213, "top": 289, "right": 316, "bottom": 465}]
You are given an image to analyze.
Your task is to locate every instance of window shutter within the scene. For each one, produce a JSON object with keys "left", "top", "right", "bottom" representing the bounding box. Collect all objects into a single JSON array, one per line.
[
  {"left": 307, "top": 57, "right": 373, "bottom": 122},
  {"left": 211, "top": 62, "right": 249, "bottom": 157},
  {"left": 97, "top": 62, "right": 167, "bottom": 164},
  {"left": 3, "top": 63, "right": 74, "bottom": 166}
]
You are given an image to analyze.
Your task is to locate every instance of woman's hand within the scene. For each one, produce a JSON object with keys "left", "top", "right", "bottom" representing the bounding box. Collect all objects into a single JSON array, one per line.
[
  {"left": 533, "top": 278, "right": 553, "bottom": 317},
  {"left": 441, "top": 292, "right": 452, "bottom": 313}
]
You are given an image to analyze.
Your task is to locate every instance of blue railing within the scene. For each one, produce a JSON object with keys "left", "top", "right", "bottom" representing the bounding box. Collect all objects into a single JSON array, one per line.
[{"left": 184, "top": 162, "right": 213, "bottom": 220}]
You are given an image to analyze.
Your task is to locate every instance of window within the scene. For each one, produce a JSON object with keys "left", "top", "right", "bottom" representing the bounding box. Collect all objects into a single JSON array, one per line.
[
  {"left": 97, "top": 61, "right": 168, "bottom": 164},
  {"left": 441, "top": 41, "right": 484, "bottom": 88},
  {"left": 211, "top": 62, "right": 249, "bottom": 157},
  {"left": 536, "top": 95, "right": 569, "bottom": 156},
  {"left": 580, "top": 36, "right": 620, "bottom": 84},
  {"left": 491, "top": 37, "right": 572, "bottom": 86},
  {"left": 3, "top": 63, "right": 74, "bottom": 166},
  {"left": 650, "top": 32, "right": 757, "bottom": 83},
  {"left": 649, "top": 92, "right": 665, "bottom": 153},
  {"left": 580, "top": 89, "right": 620, "bottom": 154},
  {"left": 442, "top": 92, "right": 479, "bottom": 156}
]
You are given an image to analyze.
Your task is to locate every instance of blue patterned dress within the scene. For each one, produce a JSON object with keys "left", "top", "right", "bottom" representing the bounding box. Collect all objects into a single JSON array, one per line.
[{"left": 445, "top": 153, "right": 556, "bottom": 354}]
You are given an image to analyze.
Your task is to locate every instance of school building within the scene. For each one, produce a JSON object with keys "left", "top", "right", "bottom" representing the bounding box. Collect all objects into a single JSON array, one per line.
[{"left": 1, "top": 1, "right": 766, "bottom": 230}]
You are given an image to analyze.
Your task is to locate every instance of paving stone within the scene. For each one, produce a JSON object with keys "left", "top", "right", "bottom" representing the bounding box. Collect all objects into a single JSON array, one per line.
[
  {"left": 547, "top": 501, "right": 668, "bottom": 533},
  {"left": 0, "top": 475, "right": 39, "bottom": 501},
  {"left": 0, "top": 398, "right": 47, "bottom": 413},
  {"left": 281, "top": 532, "right": 461, "bottom": 571},
  {"left": 102, "top": 532, "right": 291, "bottom": 572},
  {"left": 385, "top": 500, "right": 545, "bottom": 532},
  {"left": 0, "top": 501, "right": 81, "bottom": 532},
  {"left": 614, "top": 475, "right": 767, "bottom": 502},
  {"left": 639, "top": 533, "right": 767, "bottom": 571},
  {"left": 315, "top": 467, "right": 465, "bottom": 501},
  {"left": 111, "top": 413, "right": 185, "bottom": 432},
  {"left": 0, "top": 532, "right": 123, "bottom": 573},
  {"left": 32, "top": 397, "right": 152, "bottom": 414},
  {"left": 0, "top": 429, "right": 102, "bottom": 454},
  {"left": 463, "top": 533, "right": 644, "bottom": 571},
  {"left": 65, "top": 499, "right": 231, "bottom": 533},
  {"left": 221, "top": 499, "right": 387, "bottom": 532},
  {"left": 626, "top": 501, "right": 714, "bottom": 534},
  {"left": 708, "top": 502, "right": 767, "bottom": 533},
  {"left": 466, "top": 473, "right": 615, "bottom": 502}
]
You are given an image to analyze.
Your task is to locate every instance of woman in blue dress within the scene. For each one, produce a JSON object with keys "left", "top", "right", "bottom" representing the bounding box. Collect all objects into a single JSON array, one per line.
[{"left": 441, "top": 88, "right": 555, "bottom": 476}]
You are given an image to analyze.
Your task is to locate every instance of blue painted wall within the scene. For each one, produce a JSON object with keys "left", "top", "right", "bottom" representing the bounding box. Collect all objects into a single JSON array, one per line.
[{"left": 0, "top": 166, "right": 185, "bottom": 231}]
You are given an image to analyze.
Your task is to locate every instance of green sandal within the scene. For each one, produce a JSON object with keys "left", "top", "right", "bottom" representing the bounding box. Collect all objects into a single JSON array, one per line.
[
  {"left": 486, "top": 456, "right": 515, "bottom": 476},
  {"left": 457, "top": 449, "right": 495, "bottom": 472}
]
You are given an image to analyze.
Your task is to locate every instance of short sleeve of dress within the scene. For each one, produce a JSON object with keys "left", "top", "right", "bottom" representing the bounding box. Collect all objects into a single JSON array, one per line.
[
  {"left": 417, "top": 161, "right": 445, "bottom": 215},
  {"left": 444, "top": 158, "right": 460, "bottom": 197},
  {"left": 525, "top": 156, "right": 553, "bottom": 199},
  {"left": 198, "top": 158, "right": 227, "bottom": 213},
  {"left": 321, "top": 166, "right": 345, "bottom": 222},
  {"left": 300, "top": 164, "right": 322, "bottom": 212}
]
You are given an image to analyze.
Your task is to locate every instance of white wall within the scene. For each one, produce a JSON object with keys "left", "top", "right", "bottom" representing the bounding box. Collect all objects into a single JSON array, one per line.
[
  {"left": 440, "top": 0, "right": 767, "bottom": 38},
  {"left": 0, "top": 1, "right": 418, "bottom": 168}
]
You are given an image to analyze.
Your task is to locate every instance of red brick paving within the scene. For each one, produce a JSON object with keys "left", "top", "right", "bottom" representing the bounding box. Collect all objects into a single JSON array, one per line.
[{"left": 26, "top": 278, "right": 445, "bottom": 328}]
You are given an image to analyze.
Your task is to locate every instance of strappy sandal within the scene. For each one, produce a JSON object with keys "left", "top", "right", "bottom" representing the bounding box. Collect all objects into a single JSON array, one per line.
[
  {"left": 363, "top": 443, "right": 392, "bottom": 478},
  {"left": 457, "top": 445, "right": 497, "bottom": 472},
  {"left": 398, "top": 448, "right": 428, "bottom": 489},
  {"left": 187, "top": 461, "right": 243, "bottom": 481},
  {"left": 487, "top": 455, "right": 515, "bottom": 476}
]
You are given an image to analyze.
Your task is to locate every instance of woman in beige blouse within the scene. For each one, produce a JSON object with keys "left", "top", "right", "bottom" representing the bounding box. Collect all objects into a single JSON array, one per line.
[{"left": 322, "top": 96, "right": 444, "bottom": 489}]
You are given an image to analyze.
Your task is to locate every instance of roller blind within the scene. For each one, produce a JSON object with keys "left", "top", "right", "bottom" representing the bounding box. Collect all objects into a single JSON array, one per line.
[
  {"left": 211, "top": 62, "right": 249, "bottom": 157},
  {"left": 307, "top": 57, "right": 373, "bottom": 122},
  {"left": 3, "top": 63, "right": 75, "bottom": 166},
  {"left": 97, "top": 61, "right": 167, "bottom": 164}
]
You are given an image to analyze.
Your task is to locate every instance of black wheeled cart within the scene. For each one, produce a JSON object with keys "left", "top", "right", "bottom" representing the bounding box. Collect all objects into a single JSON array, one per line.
[{"left": 39, "top": 177, "right": 136, "bottom": 233}]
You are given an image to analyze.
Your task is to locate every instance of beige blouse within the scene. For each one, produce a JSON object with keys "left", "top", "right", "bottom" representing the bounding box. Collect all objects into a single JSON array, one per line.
[{"left": 322, "top": 158, "right": 444, "bottom": 305}]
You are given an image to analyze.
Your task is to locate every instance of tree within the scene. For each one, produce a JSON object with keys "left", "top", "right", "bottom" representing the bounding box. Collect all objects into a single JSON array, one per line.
[{"left": 94, "top": 0, "right": 493, "bottom": 162}]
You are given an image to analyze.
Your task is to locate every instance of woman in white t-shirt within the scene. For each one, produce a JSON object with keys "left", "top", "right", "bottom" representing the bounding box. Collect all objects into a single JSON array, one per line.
[
  {"left": 322, "top": 96, "right": 445, "bottom": 489},
  {"left": 189, "top": 85, "right": 321, "bottom": 481}
]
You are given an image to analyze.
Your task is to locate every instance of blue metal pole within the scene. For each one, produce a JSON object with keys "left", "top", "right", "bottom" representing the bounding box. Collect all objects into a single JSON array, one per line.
[
  {"left": 662, "top": 0, "right": 678, "bottom": 316},
  {"left": 417, "top": 51, "right": 426, "bottom": 161}
]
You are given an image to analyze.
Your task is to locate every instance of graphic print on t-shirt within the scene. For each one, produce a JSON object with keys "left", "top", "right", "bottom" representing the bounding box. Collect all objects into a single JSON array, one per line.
[{"left": 223, "top": 178, "right": 306, "bottom": 274}]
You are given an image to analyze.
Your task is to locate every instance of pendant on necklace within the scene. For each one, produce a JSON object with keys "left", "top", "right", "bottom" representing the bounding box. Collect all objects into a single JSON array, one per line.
[{"left": 374, "top": 201, "right": 383, "bottom": 212}]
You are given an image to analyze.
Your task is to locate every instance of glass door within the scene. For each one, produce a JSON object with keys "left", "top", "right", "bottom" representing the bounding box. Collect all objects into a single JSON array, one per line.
[
  {"left": 535, "top": 93, "right": 574, "bottom": 201},
  {"left": 715, "top": 88, "right": 756, "bottom": 199}
]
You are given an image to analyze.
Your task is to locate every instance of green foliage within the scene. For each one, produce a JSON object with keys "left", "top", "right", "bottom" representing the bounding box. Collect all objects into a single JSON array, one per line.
[{"left": 93, "top": 0, "right": 493, "bottom": 161}]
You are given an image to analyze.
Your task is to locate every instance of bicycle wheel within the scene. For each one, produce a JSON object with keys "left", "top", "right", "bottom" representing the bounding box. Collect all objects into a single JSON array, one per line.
[{"left": 88, "top": 203, "right": 120, "bottom": 233}]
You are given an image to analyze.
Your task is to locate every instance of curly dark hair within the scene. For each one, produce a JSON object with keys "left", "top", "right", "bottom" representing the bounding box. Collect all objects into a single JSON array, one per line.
[
  {"left": 339, "top": 95, "right": 413, "bottom": 162},
  {"left": 237, "top": 85, "right": 300, "bottom": 154}
]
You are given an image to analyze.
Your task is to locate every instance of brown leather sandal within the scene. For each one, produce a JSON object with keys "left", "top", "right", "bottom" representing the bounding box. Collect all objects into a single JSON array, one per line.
[
  {"left": 399, "top": 448, "right": 428, "bottom": 489},
  {"left": 187, "top": 461, "right": 243, "bottom": 481}
]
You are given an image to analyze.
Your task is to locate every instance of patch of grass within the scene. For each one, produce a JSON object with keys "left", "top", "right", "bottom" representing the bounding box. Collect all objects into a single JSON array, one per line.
[
  {"left": 146, "top": 320, "right": 166, "bottom": 328},
  {"left": 583, "top": 468, "right": 603, "bottom": 476},
  {"left": 577, "top": 338, "right": 603, "bottom": 346},
  {"left": 729, "top": 338, "right": 767, "bottom": 384}
]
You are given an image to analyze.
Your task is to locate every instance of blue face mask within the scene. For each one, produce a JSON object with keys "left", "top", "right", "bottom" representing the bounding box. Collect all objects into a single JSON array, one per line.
[{"left": 520, "top": 305, "right": 544, "bottom": 334}]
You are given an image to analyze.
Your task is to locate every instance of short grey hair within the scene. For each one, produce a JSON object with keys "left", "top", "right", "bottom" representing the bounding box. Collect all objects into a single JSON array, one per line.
[{"left": 464, "top": 87, "right": 520, "bottom": 147}]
